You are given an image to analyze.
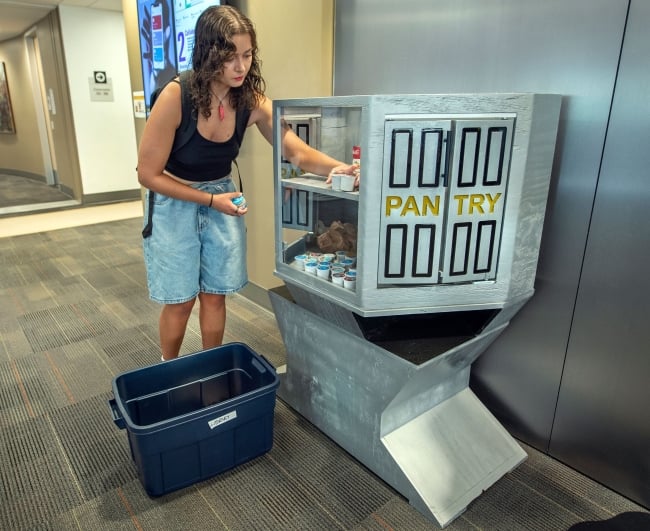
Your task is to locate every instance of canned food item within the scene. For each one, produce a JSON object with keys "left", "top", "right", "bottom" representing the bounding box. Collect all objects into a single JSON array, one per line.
[
  {"left": 352, "top": 145, "right": 361, "bottom": 166},
  {"left": 232, "top": 194, "right": 247, "bottom": 209}
]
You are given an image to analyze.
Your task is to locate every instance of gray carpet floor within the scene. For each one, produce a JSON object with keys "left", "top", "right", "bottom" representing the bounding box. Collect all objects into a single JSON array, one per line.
[
  {"left": 0, "top": 215, "right": 648, "bottom": 530},
  {"left": 0, "top": 173, "right": 73, "bottom": 208}
]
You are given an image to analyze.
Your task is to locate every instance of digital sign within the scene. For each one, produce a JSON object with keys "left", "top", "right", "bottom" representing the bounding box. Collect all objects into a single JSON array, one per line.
[{"left": 137, "top": 0, "right": 222, "bottom": 114}]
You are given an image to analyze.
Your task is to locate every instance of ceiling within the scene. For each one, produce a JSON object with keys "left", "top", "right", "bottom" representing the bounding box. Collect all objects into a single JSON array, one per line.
[{"left": 0, "top": 0, "right": 123, "bottom": 43}]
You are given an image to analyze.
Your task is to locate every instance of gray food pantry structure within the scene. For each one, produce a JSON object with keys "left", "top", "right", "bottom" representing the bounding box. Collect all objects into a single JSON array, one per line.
[{"left": 269, "top": 93, "right": 561, "bottom": 527}]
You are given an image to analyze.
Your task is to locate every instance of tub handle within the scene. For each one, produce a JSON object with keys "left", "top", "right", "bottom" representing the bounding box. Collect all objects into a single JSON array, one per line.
[{"left": 108, "top": 398, "right": 126, "bottom": 429}]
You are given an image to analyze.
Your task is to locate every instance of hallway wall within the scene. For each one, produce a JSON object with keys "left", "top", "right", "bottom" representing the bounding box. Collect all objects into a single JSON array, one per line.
[
  {"left": 0, "top": 6, "right": 139, "bottom": 203},
  {"left": 58, "top": 5, "right": 138, "bottom": 198}
]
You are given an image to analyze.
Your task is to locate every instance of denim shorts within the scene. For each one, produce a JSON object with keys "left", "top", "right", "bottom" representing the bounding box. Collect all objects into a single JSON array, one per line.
[{"left": 142, "top": 176, "right": 248, "bottom": 304}]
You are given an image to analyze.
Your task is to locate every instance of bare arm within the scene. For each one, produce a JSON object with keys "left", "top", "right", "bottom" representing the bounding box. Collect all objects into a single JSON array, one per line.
[
  {"left": 136, "top": 82, "right": 242, "bottom": 214},
  {"left": 251, "top": 96, "right": 358, "bottom": 182}
]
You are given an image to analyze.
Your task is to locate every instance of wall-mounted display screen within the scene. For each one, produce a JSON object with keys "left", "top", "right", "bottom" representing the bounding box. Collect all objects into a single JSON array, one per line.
[
  {"left": 175, "top": 0, "right": 222, "bottom": 72},
  {"left": 137, "top": 0, "right": 222, "bottom": 115}
]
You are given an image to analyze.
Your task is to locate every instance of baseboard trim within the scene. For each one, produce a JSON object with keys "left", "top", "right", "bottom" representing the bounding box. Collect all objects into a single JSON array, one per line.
[
  {"left": 238, "top": 282, "right": 273, "bottom": 312},
  {"left": 82, "top": 189, "right": 142, "bottom": 205}
]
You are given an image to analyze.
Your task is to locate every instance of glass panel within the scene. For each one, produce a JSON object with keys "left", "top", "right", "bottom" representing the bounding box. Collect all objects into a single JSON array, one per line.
[{"left": 278, "top": 105, "right": 362, "bottom": 284}]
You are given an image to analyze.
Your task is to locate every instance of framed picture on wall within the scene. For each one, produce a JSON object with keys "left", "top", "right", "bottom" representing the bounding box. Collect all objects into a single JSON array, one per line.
[{"left": 0, "top": 62, "right": 16, "bottom": 134}]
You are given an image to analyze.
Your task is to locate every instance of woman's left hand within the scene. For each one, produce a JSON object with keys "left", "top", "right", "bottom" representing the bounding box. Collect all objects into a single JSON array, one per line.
[{"left": 326, "top": 164, "right": 361, "bottom": 188}]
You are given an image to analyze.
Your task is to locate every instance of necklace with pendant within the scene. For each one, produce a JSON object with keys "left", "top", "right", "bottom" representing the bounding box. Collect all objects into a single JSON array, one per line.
[{"left": 211, "top": 90, "right": 229, "bottom": 121}]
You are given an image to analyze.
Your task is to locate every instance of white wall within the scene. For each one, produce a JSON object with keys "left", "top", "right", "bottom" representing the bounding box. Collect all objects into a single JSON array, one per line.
[{"left": 59, "top": 5, "right": 138, "bottom": 196}]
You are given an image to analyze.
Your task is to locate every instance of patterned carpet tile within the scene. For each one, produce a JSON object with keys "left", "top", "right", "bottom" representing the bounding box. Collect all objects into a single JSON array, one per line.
[{"left": 0, "top": 217, "right": 647, "bottom": 531}]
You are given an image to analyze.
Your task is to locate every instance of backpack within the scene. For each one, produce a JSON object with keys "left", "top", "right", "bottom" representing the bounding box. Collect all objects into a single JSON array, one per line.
[
  {"left": 142, "top": 71, "right": 248, "bottom": 238},
  {"left": 149, "top": 70, "right": 195, "bottom": 154}
]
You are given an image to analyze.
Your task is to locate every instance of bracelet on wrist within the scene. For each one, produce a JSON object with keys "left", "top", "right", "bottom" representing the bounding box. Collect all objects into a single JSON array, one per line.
[{"left": 208, "top": 193, "right": 214, "bottom": 208}]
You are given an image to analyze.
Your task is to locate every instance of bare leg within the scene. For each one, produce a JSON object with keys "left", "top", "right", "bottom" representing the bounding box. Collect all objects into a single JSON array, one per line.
[
  {"left": 197, "top": 292, "right": 227, "bottom": 349},
  {"left": 159, "top": 299, "right": 196, "bottom": 360}
]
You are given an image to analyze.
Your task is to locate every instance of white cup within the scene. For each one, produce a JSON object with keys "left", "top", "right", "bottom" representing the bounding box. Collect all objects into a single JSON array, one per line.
[
  {"left": 340, "top": 174, "right": 355, "bottom": 192},
  {"left": 331, "top": 174, "right": 343, "bottom": 191},
  {"left": 294, "top": 254, "right": 307, "bottom": 270},
  {"left": 317, "top": 265, "right": 330, "bottom": 279},
  {"left": 304, "top": 260, "right": 318, "bottom": 275}
]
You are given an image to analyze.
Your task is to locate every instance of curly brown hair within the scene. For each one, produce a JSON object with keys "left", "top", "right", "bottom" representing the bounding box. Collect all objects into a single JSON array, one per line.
[{"left": 189, "top": 5, "right": 266, "bottom": 120}]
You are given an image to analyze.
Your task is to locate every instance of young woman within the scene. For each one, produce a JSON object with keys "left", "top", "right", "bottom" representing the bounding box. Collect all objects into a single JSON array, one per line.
[{"left": 137, "top": 5, "right": 356, "bottom": 361}]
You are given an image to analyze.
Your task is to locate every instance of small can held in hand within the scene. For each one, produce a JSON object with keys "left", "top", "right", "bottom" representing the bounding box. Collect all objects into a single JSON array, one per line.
[{"left": 232, "top": 194, "right": 247, "bottom": 210}]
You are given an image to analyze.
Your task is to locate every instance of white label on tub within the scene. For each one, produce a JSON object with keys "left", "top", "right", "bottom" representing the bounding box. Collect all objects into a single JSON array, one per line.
[{"left": 208, "top": 410, "right": 237, "bottom": 429}]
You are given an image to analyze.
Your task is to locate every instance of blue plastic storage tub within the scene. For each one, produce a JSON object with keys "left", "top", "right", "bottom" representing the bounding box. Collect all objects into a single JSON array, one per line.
[{"left": 109, "top": 342, "right": 279, "bottom": 496}]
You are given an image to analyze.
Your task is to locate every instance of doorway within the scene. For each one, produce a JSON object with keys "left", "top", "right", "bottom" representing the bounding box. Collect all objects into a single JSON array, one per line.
[{"left": 0, "top": 29, "right": 77, "bottom": 216}]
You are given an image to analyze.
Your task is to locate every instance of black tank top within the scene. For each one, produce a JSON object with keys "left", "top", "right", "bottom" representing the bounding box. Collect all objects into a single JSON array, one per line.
[{"left": 165, "top": 108, "right": 251, "bottom": 182}]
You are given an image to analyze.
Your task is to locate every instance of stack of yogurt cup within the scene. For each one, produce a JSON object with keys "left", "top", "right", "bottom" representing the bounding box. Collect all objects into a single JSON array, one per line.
[{"left": 293, "top": 251, "right": 357, "bottom": 290}]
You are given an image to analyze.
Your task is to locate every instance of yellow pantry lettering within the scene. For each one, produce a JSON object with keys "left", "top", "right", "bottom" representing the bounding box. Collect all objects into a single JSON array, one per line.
[
  {"left": 385, "top": 193, "right": 502, "bottom": 217},
  {"left": 281, "top": 166, "right": 302, "bottom": 178}
]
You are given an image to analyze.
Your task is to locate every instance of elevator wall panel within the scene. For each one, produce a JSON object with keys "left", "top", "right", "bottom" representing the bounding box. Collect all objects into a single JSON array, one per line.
[
  {"left": 334, "top": 0, "right": 626, "bottom": 445},
  {"left": 549, "top": 0, "right": 650, "bottom": 508},
  {"left": 333, "top": 0, "right": 647, "bottom": 507}
]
